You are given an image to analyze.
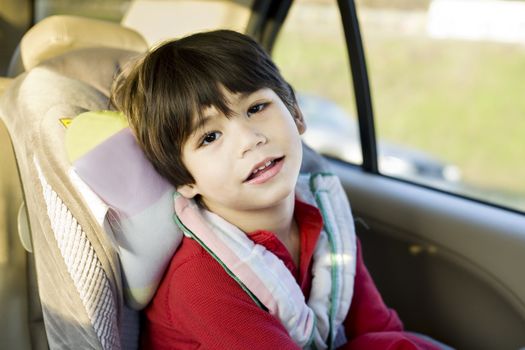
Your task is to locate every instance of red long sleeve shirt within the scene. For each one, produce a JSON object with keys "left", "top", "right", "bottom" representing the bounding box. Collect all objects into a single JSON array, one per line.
[{"left": 141, "top": 200, "right": 440, "bottom": 349}]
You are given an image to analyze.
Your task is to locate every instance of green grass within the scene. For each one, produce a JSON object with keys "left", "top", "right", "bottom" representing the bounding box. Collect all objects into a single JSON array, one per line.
[
  {"left": 273, "top": 30, "right": 356, "bottom": 114},
  {"left": 367, "top": 36, "right": 525, "bottom": 194},
  {"left": 274, "top": 27, "right": 525, "bottom": 209}
]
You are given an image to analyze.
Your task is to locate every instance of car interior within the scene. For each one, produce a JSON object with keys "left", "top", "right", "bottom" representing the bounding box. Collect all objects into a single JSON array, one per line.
[{"left": 0, "top": 1, "right": 524, "bottom": 350}]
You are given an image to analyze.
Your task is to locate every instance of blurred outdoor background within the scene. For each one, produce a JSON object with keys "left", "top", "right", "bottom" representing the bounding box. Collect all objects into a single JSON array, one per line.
[
  {"left": 274, "top": 0, "right": 525, "bottom": 212},
  {"left": 14, "top": 0, "right": 525, "bottom": 212}
]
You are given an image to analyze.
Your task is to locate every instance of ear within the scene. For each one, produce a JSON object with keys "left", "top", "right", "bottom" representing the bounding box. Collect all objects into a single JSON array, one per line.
[
  {"left": 177, "top": 184, "right": 199, "bottom": 199},
  {"left": 292, "top": 103, "right": 306, "bottom": 135}
]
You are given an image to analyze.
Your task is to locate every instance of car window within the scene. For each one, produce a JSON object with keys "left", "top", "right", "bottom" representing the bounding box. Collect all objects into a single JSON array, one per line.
[
  {"left": 0, "top": 2, "right": 31, "bottom": 76},
  {"left": 34, "top": 0, "right": 254, "bottom": 46},
  {"left": 355, "top": 0, "right": 525, "bottom": 213},
  {"left": 272, "top": 0, "right": 362, "bottom": 166},
  {"left": 34, "top": 0, "right": 128, "bottom": 22}
]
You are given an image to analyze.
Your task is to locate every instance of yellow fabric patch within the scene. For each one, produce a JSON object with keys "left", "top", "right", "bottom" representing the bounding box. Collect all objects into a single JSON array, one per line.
[
  {"left": 60, "top": 117, "right": 73, "bottom": 128},
  {"left": 65, "top": 110, "right": 129, "bottom": 162}
]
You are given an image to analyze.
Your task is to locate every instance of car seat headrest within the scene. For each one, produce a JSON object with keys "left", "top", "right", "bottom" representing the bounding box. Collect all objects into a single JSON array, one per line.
[
  {"left": 40, "top": 47, "right": 142, "bottom": 97},
  {"left": 8, "top": 15, "right": 148, "bottom": 77}
]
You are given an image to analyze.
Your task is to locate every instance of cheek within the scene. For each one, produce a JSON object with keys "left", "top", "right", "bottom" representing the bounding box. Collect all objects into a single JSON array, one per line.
[
  {"left": 190, "top": 157, "right": 231, "bottom": 188},
  {"left": 281, "top": 118, "right": 303, "bottom": 142}
]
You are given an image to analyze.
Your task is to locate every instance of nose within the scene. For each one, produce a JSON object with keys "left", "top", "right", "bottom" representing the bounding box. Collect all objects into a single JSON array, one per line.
[{"left": 232, "top": 119, "right": 267, "bottom": 158}]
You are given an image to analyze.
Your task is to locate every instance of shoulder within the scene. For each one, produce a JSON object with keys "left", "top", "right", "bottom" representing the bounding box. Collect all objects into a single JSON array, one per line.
[
  {"left": 167, "top": 235, "right": 209, "bottom": 270},
  {"left": 155, "top": 236, "right": 258, "bottom": 308},
  {"left": 162, "top": 236, "right": 224, "bottom": 287},
  {"left": 145, "top": 236, "right": 255, "bottom": 325}
]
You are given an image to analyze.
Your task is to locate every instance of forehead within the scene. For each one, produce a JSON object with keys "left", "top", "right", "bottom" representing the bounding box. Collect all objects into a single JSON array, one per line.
[
  {"left": 201, "top": 87, "right": 242, "bottom": 115},
  {"left": 190, "top": 87, "right": 256, "bottom": 131}
]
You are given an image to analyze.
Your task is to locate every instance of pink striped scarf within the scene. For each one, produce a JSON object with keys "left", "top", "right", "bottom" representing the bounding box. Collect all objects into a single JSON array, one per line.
[{"left": 174, "top": 173, "right": 357, "bottom": 349}]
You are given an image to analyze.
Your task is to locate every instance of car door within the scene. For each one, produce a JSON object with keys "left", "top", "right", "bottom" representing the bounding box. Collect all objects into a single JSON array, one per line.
[{"left": 270, "top": 0, "right": 525, "bottom": 349}]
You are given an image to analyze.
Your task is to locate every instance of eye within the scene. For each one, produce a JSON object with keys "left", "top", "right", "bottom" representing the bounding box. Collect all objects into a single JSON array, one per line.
[
  {"left": 200, "top": 131, "right": 221, "bottom": 146},
  {"left": 247, "top": 102, "right": 268, "bottom": 117}
]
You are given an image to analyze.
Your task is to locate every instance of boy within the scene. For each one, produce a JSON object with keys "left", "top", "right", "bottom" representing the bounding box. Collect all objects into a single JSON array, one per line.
[{"left": 111, "top": 30, "right": 440, "bottom": 349}]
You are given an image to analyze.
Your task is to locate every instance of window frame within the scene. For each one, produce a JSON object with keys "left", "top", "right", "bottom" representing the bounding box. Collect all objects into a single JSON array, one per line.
[
  {"left": 337, "top": 0, "right": 378, "bottom": 174},
  {"left": 263, "top": 0, "right": 378, "bottom": 173}
]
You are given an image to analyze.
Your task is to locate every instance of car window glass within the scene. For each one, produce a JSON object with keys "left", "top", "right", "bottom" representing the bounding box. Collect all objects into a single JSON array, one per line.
[
  {"left": 34, "top": 0, "right": 254, "bottom": 46},
  {"left": 0, "top": 2, "right": 31, "bottom": 76},
  {"left": 273, "top": 0, "right": 362, "bottom": 166},
  {"left": 356, "top": 0, "right": 525, "bottom": 212},
  {"left": 121, "top": 1, "right": 253, "bottom": 46},
  {"left": 34, "top": 0, "right": 128, "bottom": 22}
]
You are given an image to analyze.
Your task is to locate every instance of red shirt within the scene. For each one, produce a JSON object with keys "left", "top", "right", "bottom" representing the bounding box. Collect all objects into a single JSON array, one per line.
[{"left": 142, "top": 200, "right": 440, "bottom": 349}]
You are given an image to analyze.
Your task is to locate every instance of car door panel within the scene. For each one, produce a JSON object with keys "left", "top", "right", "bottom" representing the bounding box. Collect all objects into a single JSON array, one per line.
[{"left": 332, "top": 160, "right": 525, "bottom": 349}]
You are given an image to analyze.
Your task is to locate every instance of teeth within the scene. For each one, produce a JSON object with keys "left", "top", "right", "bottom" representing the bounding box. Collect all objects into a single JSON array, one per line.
[{"left": 252, "top": 160, "right": 274, "bottom": 175}]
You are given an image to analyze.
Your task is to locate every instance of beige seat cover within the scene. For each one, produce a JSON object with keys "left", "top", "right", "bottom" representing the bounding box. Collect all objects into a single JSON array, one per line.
[{"left": 0, "top": 15, "right": 148, "bottom": 350}]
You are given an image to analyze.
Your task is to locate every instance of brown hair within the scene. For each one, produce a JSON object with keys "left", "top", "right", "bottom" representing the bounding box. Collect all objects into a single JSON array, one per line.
[{"left": 111, "top": 29, "right": 298, "bottom": 189}]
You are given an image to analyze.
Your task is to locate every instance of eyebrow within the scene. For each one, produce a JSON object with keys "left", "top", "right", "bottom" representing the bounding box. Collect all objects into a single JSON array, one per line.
[
  {"left": 192, "top": 115, "right": 214, "bottom": 132},
  {"left": 190, "top": 90, "right": 264, "bottom": 132}
]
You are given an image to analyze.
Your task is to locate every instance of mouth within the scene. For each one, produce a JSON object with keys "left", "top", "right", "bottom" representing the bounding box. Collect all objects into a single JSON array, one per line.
[{"left": 244, "top": 156, "right": 285, "bottom": 184}]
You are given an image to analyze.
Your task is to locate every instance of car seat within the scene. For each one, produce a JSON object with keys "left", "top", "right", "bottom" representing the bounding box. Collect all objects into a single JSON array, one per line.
[
  {"left": 0, "top": 15, "right": 149, "bottom": 350},
  {"left": 0, "top": 75, "right": 31, "bottom": 350},
  {"left": 0, "top": 14, "right": 330, "bottom": 350}
]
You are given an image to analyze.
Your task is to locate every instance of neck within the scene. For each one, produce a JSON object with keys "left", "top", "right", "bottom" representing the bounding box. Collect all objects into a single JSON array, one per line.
[{"left": 207, "top": 193, "right": 296, "bottom": 241}]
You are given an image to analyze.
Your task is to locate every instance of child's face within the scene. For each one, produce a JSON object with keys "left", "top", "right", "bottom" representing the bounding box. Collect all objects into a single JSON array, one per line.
[{"left": 177, "top": 87, "right": 306, "bottom": 214}]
